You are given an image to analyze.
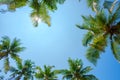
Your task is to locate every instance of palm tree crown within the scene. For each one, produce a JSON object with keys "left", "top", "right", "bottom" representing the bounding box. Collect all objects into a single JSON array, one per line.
[
  {"left": 76, "top": 0, "right": 120, "bottom": 65},
  {"left": 60, "top": 58, "right": 98, "bottom": 80},
  {"left": 35, "top": 65, "right": 59, "bottom": 80},
  {"left": 9, "top": 60, "right": 35, "bottom": 80},
  {"left": 0, "top": 36, "right": 25, "bottom": 73}
]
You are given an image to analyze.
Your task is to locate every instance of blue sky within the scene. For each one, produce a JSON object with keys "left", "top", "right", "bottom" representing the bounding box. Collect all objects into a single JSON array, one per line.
[{"left": 0, "top": 0, "right": 120, "bottom": 80}]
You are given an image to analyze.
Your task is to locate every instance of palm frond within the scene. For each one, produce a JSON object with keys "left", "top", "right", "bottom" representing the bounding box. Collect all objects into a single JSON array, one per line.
[
  {"left": 86, "top": 0, "right": 99, "bottom": 12},
  {"left": 0, "top": 36, "right": 10, "bottom": 50},
  {"left": 68, "top": 58, "right": 83, "bottom": 72},
  {"left": 61, "top": 70, "right": 72, "bottom": 80},
  {"left": 108, "top": 2, "right": 120, "bottom": 24},
  {"left": 91, "top": 35, "right": 107, "bottom": 52},
  {"left": 111, "top": 40, "right": 120, "bottom": 62},
  {"left": 43, "top": 0, "right": 65, "bottom": 11},
  {"left": 103, "top": 0, "right": 118, "bottom": 13},
  {"left": 35, "top": 66, "right": 44, "bottom": 78},
  {"left": 10, "top": 38, "right": 25, "bottom": 54},
  {"left": 30, "top": 4, "right": 51, "bottom": 27},
  {"left": 86, "top": 47, "right": 101, "bottom": 65},
  {"left": 76, "top": 24, "right": 91, "bottom": 30},
  {"left": 80, "top": 66, "right": 92, "bottom": 75},
  {"left": 10, "top": 54, "right": 22, "bottom": 69},
  {"left": 4, "top": 57, "right": 10, "bottom": 73},
  {"left": 82, "top": 32, "right": 94, "bottom": 46},
  {"left": 95, "top": 10, "right": 107, "bottom": 27},
  {"left": 8, "top": 0, "right": 27, "bottom": 11},
  {"left": 83, "top": 74, "right": 98, "bottom": 80}
]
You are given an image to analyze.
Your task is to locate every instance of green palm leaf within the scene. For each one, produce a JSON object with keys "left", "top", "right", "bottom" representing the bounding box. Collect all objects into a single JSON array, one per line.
[
  {"left": 4, "top": 57, "right": 10, "bottom": 73},
  {"left": 80, "top": 66, "right": 92, "bottom": 75},
  {"left": 111, "top": 40, "right": 120, "bottom": 62},
  {"left": 82, "top": 32, "right": 94, "bottom": 46},
  {"left": 10, "top": 53, "right": 22, "bottom": 69},
  {"left": 86, "top": 47, "right": 100, "bottom": 65},
  {"left": 83, "top": 75, "right": 98, "bottom": 80},
  {"left": 10, "top": 38, "right": 25, "bottom": 54},
  {"left": 61, "top": 58, "right": 98, "bottom": 80}
]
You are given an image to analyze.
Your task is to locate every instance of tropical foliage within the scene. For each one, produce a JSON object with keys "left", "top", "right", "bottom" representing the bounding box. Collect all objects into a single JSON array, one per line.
[
  {"left": 1, "top": 0, "right": 120, "bottom": 80},
  {"left": 35, "top": 65, "right": 59, "bottom": 80},
  {"left": 60, "top": 58, "right": 98, "bottom": 80},
  {"left": 77, "top": 0, "right": 120, "bottom": 65},
  {"left": 9, "top": 60, "right": 35, "bottom": 80},
  {"left": 0, "top": 0, "right": 65, "bottom": 27},
  {"left": 0, "top": 36, "right": 25, "bottom": 73},
  {"left": 86, "top": 0, "right": 100, "bottom": 12}
]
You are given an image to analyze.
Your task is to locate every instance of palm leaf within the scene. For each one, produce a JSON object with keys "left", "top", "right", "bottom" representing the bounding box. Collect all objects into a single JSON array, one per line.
[
  {"left": 43, "top": 0, "right": 65, "bottom": 11},
  {"left": 10, "top": 53, "right": 22, "bottom": 69},
  {"left": 91, "top": 35, "right": 107, "bottom": 52},
  {"left": 86, "top": 47, "right": 100, "bottom": 65},
  {"left": 76, "top": 24, "right": 91, "bottom": 30},
  {"left": 80, "top": 66, "right": 92, "bottom": 75},
  {"left": 61, "top": 70, "right": 72, "bottom": 80},
  {"left": 111, "top": 40, "right": 120, "bottom": 62},
  {"left": 86, "top": 0, "right": 99, "bottom": 8},
  {"left": 4, "top": 57, "right": 10, "bottom": 73},
  {"left": 82, "top": 75, "right": 98, "bottom": 80},
  {"left": 86, "top": 0, "right": 99, "bottom": 12},
  {"left": 82, "top": 32, "right": 94, "bottom": 46},
  {"left": 103, "top": 0, "right": 118, "bottom": 13},
  {"left": 0, "top": 36, "right": 10, "bottom": 50},
  {"left": 10, "top": 38, "right": 25, "bottom": 54},
  {"left": 35, "top": 66, "right": 44, "bottom": 78},
  {"left": 108, "top": 2, "right": 120, "bottom": 24}
]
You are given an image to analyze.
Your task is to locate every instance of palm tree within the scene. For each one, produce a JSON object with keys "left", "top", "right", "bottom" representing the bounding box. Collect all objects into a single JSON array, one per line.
[
  {"left": 29, "top": 0, "right": 51, "bottom": 27},
  {"left": 76, "top": 0, "right": 120, "bottom": 65},
  {"left": 0, "top": 36, "right": 25, "bottom": 73},
  {"left": 0, "top": 0, "right": 65, "bottom": 27},
  {"left": 29, "top": 0, "right": 65, "bottom": 27},
  {"left": 35, "top": 65, "right": 59, "bottom": 80},
  {"left": 9, "top": 60, "right": 35, "bottom": 80},
  {"left": 60, "top": 58, "right": 98, "bottom": 80},
  {"left": 0, "top": 0, "right": 27, "bottom": 11}
]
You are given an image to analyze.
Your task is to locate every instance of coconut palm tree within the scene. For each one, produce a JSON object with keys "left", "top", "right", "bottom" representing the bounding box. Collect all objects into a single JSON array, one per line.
[
  {"left": 0, "top": 0, "right": 65, "bottom": 27},
  {"left": 35, "top": 65, "right": 59, "bottom": 80},
  {"left": 9, "top": 60, "right": 35, "bottom": 80},
  {"left": 0, "top": 36, "right": 25, "bottom": 73},
  {"left": 0, "top": 0, "right": 27, "bottom": 11},
  {"left": 60, "top": 58, "right": 98, "bottom": 80},
  {"left": 29, "top": 0, "right": 51, "bottom": 27},
  {"left": 29, "top": 0, "right": 65, "bottom": 27},
  {"left": 76, "top": 0, "right": 120, "bottom": 65}
]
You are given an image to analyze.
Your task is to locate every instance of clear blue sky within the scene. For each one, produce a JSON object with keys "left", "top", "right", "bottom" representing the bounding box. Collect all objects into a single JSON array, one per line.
[{"left": 0, "top": 0, "right": 120, "bottom": 80}]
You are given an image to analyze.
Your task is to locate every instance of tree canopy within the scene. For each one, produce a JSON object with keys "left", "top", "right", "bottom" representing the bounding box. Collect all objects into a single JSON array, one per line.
[
  {"left": 0, "top": 0, "right": 65, "bottom": 27},
  {"left": 77, "top": 0, "right": 120, "bottom": 65}
]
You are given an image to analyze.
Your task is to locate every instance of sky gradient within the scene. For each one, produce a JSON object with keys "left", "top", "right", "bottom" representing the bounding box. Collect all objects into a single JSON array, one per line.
[{"left": 0, "top": 0, "right": 120, "bottom": 80}]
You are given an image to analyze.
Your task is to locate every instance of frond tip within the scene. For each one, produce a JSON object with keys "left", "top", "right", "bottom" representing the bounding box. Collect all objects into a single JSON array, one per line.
[
  {"left": 86, "top": 47, "right": 101, "bottom": 65},
  {"left": 82, "top": 32, "right": 93, "bottom": 46},
  {"left": 111, "top": 41, "right": 120, "bottom": 62}
]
